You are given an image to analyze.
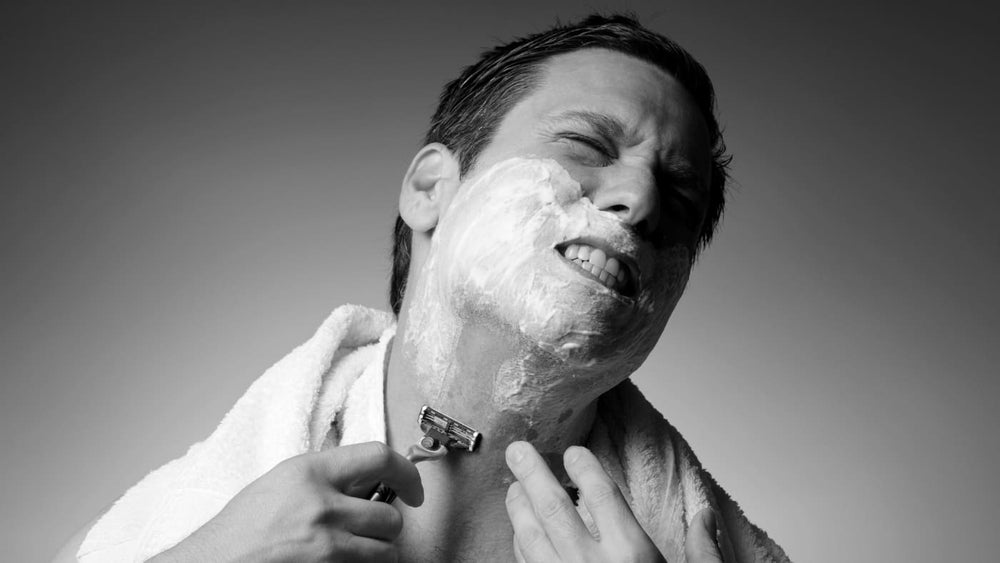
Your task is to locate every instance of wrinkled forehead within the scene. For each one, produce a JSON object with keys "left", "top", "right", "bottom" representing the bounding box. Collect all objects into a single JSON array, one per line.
[{"left": 534, "top": 49, "right": 711, "bottom": 169}]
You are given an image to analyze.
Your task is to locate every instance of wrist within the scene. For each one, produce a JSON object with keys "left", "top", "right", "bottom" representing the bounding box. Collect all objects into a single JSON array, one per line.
[{"left": 146, "top": 524, "right": 229, "bottom": 563}]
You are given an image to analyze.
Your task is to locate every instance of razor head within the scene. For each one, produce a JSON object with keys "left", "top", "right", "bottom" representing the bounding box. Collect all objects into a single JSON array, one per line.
[{"left": 418, "top": 405, "right": 482, "bottom": 453}]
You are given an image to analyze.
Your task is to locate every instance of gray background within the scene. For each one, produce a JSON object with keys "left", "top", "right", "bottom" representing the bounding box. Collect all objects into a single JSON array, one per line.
[{"left": 2, "top": 2, "right": 997, "bottom": 561}]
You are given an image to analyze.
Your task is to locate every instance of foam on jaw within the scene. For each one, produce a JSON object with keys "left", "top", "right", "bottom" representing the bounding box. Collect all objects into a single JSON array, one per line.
[{"left": 403, "top": 157, "right": 691, "bottom": 410}]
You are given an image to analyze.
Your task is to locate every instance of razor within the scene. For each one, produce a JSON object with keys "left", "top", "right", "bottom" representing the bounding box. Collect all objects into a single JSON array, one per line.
[{"left": 369, "top": 405, "right": 482, "bottom": 503}]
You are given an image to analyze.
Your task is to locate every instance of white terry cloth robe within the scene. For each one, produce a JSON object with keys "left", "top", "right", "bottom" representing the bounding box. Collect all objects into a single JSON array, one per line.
[{"left": 78, "top": 304, "right": 790, "bottom": 562}]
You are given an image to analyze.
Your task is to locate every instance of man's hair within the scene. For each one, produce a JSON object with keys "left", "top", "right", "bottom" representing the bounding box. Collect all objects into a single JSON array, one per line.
[{"left": 389, "top": 13, "right": 730, "bottom": 316}]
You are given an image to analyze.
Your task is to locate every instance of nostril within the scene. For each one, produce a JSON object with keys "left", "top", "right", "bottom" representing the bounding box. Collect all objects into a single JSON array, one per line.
[{"left": 602, "top": 204, "right": 657, "bottom": 238}]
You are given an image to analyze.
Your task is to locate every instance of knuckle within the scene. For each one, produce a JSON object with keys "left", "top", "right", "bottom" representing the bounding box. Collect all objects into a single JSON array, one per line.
[
  {"left": 381, "top": 505, "right": 404, "bottom": 536},
  {"left": 584, "top": 481, "right": 620, "bottom": 508},
  {"left": 295, "top": 525, "right": 337, "bottom": 557},
  {"left": 518, "top": 525, "right": 548, "bottom": 551},
  {"left": 340, "top": 534, "right": 364, "bottom": 559},
  {"left": 536, "top": 493, "right": 572, "bottom": 521},
  {"left": 281, "top": 451, "right": 329, "bottom": 483},
  {"left": 343, "top": 534, "right": 397, "bottom": 562},
  {"left": 272, "top": 454, "right": 308, "bottom": 477},
  {"left": 517, "top": 453, "right": 541, "bottom": 475},
  {"left": 304, "top": 492, "right": 335, "bottom": 516},
  {"left": 367, "top": 441, "right": 394, "bottom": 464}
]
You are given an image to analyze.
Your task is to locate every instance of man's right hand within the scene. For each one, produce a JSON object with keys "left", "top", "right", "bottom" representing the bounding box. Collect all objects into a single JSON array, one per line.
[{"left": 149, "top": 441, "right": 423, "bottom": 563}]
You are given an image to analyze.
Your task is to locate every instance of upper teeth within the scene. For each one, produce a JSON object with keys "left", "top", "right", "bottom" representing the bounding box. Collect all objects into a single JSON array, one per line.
[{"left": 562, "top": 243, "right": 628, "bottom": 291}]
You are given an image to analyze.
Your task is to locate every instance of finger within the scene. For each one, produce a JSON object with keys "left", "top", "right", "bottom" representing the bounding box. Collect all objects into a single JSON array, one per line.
[
  {"left": 505, "top": 441, "right": 592, "bottom": 553},
  {"left": 685, "top": 508, "right": 724, "bottom": 563},
  {"left": 513, "top": 534, "right": 527, "bottom": 563},
  {"left": 332, "top": 495, "right": 404, "bottom": 541},
  {"left": 322, "top": 441, "right": 424, "bottom": 506},
  {"left": 340, "top": 534, "right": 398, "bottom": 563},
  {"left": 506, "top": 481, "right": 559, "bottom": 563},
  {"left": 563, "top": 446, "right": 637, "bottom": 542}
]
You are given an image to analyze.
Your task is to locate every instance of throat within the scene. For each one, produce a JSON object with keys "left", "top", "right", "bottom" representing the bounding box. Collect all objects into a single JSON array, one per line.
[
  {"left": 385, "top": 316, "right": 602, "bottom": 473},
  {"left": 395, "top": 485, "right": 515, "bottom": 562},
  {"left": 384, "top": 287, "right": 616, "bottom": 559}
]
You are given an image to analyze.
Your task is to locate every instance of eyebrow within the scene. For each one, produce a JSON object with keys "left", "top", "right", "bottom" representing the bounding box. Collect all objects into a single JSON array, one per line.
[{"left": 542, "top": 110, "right": 632, "bottom": 143}]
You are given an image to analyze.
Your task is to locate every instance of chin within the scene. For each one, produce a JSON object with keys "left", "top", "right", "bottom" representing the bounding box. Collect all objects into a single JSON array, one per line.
[
  {"left": 534, "top": 311, "right": 668, "bottom": 371},
  {"left": 481, "top": 278, "right": 674, "bottom": 372}
]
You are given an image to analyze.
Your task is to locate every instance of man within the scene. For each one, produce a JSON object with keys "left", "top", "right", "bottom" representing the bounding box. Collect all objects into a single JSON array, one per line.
[{"left": 58, "top": 14, "right": 788, "bottom": 562}]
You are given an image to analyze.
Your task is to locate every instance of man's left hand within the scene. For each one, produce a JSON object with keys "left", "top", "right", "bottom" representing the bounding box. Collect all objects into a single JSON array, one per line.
[{"left": 504, "top": 441, "right": 724, "bottom": 562}]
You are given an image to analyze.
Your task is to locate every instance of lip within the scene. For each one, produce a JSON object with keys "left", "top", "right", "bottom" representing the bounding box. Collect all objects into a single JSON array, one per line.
[{"left": 554, "top": 238, "right": 640, "bottom": 299}]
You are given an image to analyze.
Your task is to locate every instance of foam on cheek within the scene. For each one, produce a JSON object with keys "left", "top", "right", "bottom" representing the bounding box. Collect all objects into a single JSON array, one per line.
[
  {"left": 403, "top": 157, "right": 691, "bottom": 408},
  {"left": 442, "top": 159, "right": 658, "bottom": 363},
  {"left": 445, "top": 159, "right": 582, "bottom": 302},
  {"left": 441, "top": 159, "right": 595, "bottom": 337},
  {"left": 404, "top": 158, "right": 586, "bottom": 400}
]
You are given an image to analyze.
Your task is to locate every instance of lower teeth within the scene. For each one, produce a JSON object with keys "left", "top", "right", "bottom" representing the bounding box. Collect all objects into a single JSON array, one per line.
[{"left": 572, "top": 258, "right": 616, "bottom": 289}]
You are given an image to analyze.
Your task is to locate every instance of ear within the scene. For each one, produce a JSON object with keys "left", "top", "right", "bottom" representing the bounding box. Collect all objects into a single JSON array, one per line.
[{"left": 399, "top": 143, "right": 462, "bottom": 233}]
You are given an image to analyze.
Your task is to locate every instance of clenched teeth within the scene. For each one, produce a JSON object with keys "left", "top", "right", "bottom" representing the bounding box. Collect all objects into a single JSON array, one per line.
[{"left": 561, "top": 243, "right": 628, "bottom": 291}]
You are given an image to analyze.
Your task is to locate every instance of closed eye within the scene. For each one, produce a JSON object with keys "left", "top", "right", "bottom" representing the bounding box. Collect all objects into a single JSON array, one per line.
[
  {"left": 654, "top": 167, "right": 709, "bottom": 236},
  {"left": 561, "top": 134, "right": 614, "bottom": 166}
]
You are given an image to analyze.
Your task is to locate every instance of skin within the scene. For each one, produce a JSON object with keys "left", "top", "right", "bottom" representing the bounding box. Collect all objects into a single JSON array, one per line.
[
  {"left": 53, "top": 48, "right": 723, "bottom": 562},
  {"left": 387, "top": 48, "right": 716, "bottom": 561},
  {"left": 505, "top": 442, "right": 723, "bottom": 563}
]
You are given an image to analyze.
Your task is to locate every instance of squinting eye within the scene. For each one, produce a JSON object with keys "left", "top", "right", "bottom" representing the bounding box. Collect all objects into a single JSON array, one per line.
[{"left": 562, "top": 135, "right": 613, "bottom": 166}]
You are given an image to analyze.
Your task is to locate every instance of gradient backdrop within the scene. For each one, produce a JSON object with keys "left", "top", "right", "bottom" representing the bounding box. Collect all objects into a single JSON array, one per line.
[{"left": 3, "top": 2, "right": 997, "bottom": 561}]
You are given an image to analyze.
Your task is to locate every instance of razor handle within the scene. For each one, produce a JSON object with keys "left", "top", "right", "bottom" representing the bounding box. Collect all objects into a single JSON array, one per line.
[{"left": 367, "top": 406, "right": 480, "bottom": 503}]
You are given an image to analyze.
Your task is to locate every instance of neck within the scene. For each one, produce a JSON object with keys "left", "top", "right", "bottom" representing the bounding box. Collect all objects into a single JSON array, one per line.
[
  {"left": 386, "top": 304, "right": 606, "bottom": 484},
  {"left": 384, "top": 299, "right": 611, "bottom": 560}
]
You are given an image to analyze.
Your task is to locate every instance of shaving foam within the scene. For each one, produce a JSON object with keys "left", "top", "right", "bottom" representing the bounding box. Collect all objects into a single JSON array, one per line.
[{"left": 403, "top": 157, "right": 691, "bottom": 410}]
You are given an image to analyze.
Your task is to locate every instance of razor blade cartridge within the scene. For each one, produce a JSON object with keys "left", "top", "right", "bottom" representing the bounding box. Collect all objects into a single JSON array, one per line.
[{"left": 418, "top": 405, "right": 482, "bottom": 452}]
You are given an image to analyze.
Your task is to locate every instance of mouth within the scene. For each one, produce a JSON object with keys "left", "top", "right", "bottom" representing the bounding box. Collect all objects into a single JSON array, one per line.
[{"left": 555, "top": 240, "right": 639, "bottom": 298}]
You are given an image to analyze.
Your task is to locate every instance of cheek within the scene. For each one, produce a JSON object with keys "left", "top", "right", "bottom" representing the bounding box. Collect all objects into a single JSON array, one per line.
[
  {"left": 425, "top": 158, "right": 688, "bottom": 365},
  {"left": 441, "top": 199, "right": 563, "bottom": 312},
  {"left": 437, "top": 159, "right": 583, "bottom": 303},
  {"left": 633, "top": 246, "right": 692, "bottom": 333}
]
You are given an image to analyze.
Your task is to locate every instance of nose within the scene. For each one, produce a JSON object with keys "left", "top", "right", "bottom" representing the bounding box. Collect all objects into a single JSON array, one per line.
[{"left": 587, "top": 165, "right": 660, "bottom": 236}]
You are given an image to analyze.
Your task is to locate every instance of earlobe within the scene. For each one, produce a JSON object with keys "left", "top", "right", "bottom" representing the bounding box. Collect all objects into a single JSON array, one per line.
[{"left": 399, "top": 143, "right": 462, "bottom": 233}]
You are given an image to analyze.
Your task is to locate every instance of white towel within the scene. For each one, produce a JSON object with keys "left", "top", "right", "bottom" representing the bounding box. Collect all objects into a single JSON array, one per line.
[{"left": 79, "top": 304, "right": 788, "bottom": 562}]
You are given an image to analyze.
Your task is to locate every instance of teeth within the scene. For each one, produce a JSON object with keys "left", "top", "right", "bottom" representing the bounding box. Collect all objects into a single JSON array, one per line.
[
  {"left": 560, "top": 243, "right": 630, "bottom": 293},
  {"left": 589, "top": 248, "right": 607, "bottom": 269},
  {"left": 604, "top": 258, "right": 620, "bottom": 276}
]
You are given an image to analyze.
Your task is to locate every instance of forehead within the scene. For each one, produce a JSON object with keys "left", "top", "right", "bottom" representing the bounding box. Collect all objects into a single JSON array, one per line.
[{"left": 526, "top": 48, "right": 709, "bottom": 166}]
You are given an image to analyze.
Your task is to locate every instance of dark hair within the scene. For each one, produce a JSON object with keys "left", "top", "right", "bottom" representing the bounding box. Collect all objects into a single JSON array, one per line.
[{"left": 390, "top": 14, "right": 730, "bottom": 315}]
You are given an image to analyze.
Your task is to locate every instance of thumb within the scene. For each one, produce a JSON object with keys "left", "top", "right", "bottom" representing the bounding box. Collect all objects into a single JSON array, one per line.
[{"left": 685, "top": 508, "right": 724, "bottom": 562}]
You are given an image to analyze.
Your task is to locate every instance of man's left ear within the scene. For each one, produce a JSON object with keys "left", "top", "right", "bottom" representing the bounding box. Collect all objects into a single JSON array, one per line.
[{"left": 399, "top": 143, "right": 462, "bottom": 234}]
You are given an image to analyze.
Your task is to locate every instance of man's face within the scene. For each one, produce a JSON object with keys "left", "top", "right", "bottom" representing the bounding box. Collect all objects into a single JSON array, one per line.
[{"left": 426, "top": 48, "right": 712, "bottom": 368}]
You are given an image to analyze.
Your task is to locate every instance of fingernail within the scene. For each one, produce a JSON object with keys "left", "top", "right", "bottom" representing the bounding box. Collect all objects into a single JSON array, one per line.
[
  {"left": 507, "top": 441, "right": 527, "bottom": 464},
  {"left": 565, "top": 446, "right": 582, "bottom": 465}
]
